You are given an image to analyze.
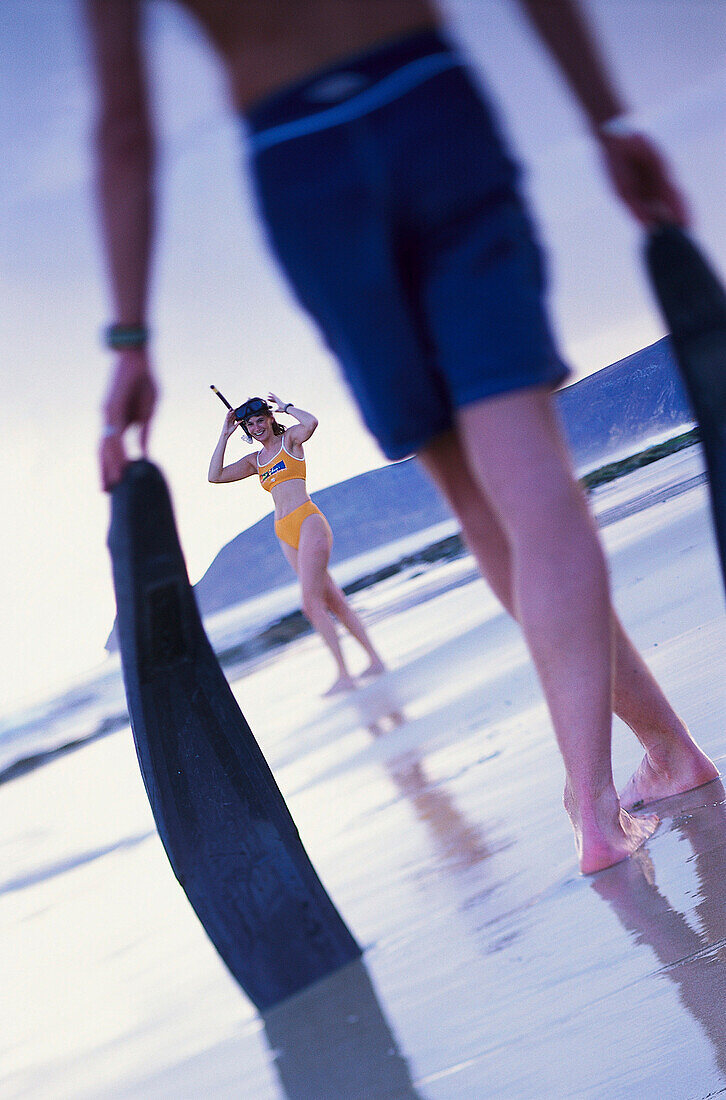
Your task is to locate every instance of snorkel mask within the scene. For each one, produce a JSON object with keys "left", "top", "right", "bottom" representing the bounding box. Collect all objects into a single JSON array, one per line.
[{"left": 235, "top": 397, "right": 272, "bottom": 441}]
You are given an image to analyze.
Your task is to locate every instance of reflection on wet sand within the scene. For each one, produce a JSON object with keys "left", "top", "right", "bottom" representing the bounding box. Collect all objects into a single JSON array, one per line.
[
  {"left": 355, "top": 679, "right": 501, "bottom": 873},
  {"left": 260, "top": 681, "right": 490, "bottom": 1100},
  {"left": 385, "top": 751, "right": 494, "bottom": 872},
  {"left": 263, "top": 958, "right": 422, "bottom": 1100},
  {"left": 592, "top": 780, "right": 726, "bottom": 1077}
]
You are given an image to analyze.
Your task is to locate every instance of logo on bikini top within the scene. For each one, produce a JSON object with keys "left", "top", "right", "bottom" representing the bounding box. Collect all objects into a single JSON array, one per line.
[{"left": 260, "top": 459, "right": 286, "bottom": 484}]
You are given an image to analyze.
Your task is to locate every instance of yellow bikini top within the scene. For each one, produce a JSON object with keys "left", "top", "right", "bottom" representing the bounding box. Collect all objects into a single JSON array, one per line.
[{"left": 257, "top": 436, "right": 306, "bottom": 492}]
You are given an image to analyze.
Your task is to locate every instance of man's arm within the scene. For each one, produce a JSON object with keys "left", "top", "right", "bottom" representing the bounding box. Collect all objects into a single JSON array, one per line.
[
  {"left": 516, "top": 0, "right": 624, "bottom": 130},
  {"left": 86, "top": 0, "right": 153, "bottom": 323},
  {"left": 85, "top": 0, "right": 158, "bottom": 488},
  {"left": 516, "top": 0, "right": 689, "bottom": 227}
]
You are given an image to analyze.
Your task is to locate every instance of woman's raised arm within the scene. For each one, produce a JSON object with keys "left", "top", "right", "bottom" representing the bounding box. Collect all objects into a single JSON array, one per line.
[
  {"left": 208, "top": 410, "right": 257, "bottom": 483},
  {"left": 268, "top": 393, "right": 318, "bottom": 443}
]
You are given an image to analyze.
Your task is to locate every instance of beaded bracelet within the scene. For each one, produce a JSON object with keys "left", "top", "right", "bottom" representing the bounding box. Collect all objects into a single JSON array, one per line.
[{"left": 103, "top": 323, "right": 149, "bottom": 350}]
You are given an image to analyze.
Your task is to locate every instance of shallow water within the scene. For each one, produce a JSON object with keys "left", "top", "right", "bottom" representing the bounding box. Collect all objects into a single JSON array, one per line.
[{"left": 3, "top": 446, "right": 726, "bottom": 1099}]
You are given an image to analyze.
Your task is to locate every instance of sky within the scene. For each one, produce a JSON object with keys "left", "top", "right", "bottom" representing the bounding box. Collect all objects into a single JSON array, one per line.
[{"left": 1, "top": 0, "right": 725, "bottom": 714}]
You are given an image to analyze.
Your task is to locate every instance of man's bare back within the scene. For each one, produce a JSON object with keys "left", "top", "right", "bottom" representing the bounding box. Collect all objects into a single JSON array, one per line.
[{"left": 176, "top": 0, "right": 438, "bottom": 109}]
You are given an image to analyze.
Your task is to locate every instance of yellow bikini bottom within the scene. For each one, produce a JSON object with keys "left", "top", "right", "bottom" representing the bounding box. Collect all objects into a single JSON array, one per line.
[{"left": 274, "top": 499, "right": 332, "bottom": 550}]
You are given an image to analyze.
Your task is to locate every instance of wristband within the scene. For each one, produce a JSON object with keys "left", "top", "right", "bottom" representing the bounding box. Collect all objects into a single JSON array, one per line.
[
  {"left": 103, "top": 323, "right": 149, "bottom": 350},
  {"left": 283, "top": 402, "right": 293, "bottom": 413},
  {"left": 596, "top": 116, "right": 633, "bottom": 138}
]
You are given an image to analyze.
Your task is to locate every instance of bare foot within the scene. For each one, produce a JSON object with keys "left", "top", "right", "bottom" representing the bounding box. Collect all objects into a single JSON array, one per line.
[
  {"left": 619, "top": 740, "right": 719, "bottom": 811},
  {"left": 564, "top": 784, "right": 660, "bottom": 875},
  {"left": 360, "top": 658, "right": 386, "bottom": 679},
  {"left": 323, "top": 674, "right": 356, "bottom": 697}
]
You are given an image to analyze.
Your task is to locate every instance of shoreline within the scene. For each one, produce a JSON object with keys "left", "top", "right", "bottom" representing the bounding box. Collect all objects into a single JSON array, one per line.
[
  {"left": 0, "top": 430, "right": 702, "bottom": 788},
  {"left": 213, "top": 428, "right": 701, "bottom": 671}
]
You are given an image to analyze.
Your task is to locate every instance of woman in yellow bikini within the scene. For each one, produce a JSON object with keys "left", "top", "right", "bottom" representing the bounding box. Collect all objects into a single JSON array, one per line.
[{"left": 208, "top": 393, "right": 384, "bottom": 693}]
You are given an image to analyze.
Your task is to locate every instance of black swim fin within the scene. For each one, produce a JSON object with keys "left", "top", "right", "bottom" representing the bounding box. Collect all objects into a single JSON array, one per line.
[
  {"left": 645, "top": 225, "right": 726, "bottom": 592},
  {"left": 107, "top": 459, "right": 361, "bottom": 1010}
]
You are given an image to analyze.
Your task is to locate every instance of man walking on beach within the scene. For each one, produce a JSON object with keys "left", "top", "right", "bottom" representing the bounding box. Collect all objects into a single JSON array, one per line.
[{"left": 86, "top": 0, "right": 718, "bottom": 872}]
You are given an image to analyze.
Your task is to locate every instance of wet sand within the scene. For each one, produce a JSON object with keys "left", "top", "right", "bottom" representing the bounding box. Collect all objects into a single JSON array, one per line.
[{"left": 3, "top": 447, "right": 726, "bottom": 1099}]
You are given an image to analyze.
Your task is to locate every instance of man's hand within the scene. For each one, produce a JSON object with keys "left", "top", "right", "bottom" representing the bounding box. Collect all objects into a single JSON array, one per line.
[
  {"left": 597, "top": 131, "right": 689, "bottom": 229},
  {"left": 99, "top": 348, "right": 158, "bottom": 490}
]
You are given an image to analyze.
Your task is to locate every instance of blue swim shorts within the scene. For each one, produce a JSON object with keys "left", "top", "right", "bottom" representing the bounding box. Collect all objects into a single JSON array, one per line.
[{"left": 246, "top": 30, "right": 569, "bottom": 460}]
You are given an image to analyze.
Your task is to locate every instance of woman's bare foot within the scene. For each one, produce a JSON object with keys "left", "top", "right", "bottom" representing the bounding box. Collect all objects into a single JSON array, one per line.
[
  {"left": 619, "top": 740, "right": 719, "bottom": 811},
  {"left": 564, "top": 783, "right": 660, "bottom": 875},
  {"left": 323, "top": 673, "right": 356, "bottom": 696},
  {"left": 360, "top": 658, "right": 386, "bottom": 679}
]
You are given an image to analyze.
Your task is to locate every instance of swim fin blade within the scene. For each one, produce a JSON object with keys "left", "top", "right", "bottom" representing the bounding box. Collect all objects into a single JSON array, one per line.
[
  {"left": 107, "top": 459, "right": 360, "bottom": 1010},
  {"left": 645, "top": 224, "right": 726, "bottom": 591}
]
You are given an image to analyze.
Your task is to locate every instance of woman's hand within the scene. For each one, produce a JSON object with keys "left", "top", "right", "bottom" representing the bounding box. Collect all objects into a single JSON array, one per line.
[
  {"left": 99, "top": 348, "right": 158, "bottom": 491},
  {"left": 268, "top": 392, "right": 288, "bottom": 415},
  {"left": 222, "top": 407, "right": 239, "bottom": 439}
]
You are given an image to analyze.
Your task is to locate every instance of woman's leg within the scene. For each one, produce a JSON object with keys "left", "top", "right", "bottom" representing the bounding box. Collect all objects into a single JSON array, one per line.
[
  {"left": 295, "top": 515, "right": 356, "bottom": 692},
  {"left": 323, "top": 577, "right": 385, "bottom": 675},
  {"left": 419, "top": 428, "right": 717, "bottom": 810}
]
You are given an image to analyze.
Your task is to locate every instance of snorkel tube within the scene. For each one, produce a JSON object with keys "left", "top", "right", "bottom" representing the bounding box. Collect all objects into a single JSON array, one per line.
[
  {"left": 210, "top": 384, "right": 250, "bottom": 439},
  {"left": 210, "top": 387, "right": 279, "bottom": 442},
  {"left": 210, "top": 384, "right": 234, "bottom": 412}
]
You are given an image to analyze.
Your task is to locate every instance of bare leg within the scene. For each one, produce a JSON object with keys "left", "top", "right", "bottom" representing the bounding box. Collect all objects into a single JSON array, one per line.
[
  {"left": 421, "top": 388, "right": 657, "bottom": 872},
  {"left": 323, "top": 577, "right": 386, "bottom": 675},
  {"left": 611, "top": 632, "right": 717, "bottom": 808},
  {"left": 293, "top": 516, "right": 355, "bottom": 694},
  {"left": 420, "top": 427, "right": 717, "bottom": 812}
]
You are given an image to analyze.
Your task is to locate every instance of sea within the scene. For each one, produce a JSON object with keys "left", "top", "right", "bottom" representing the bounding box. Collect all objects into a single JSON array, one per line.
[
  {"left": 0, "top": 426, "right": 700, "bottom": 790},
  {"left": 0, "top": 516, "right": 463, "bottom": 786}
]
